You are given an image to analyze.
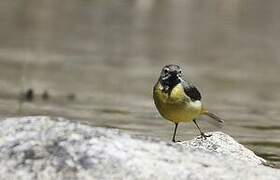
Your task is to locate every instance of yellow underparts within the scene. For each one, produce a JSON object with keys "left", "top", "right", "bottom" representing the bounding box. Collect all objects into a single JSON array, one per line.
[{"left": 153, "top": 83, "right": 202, "bottom": 123}]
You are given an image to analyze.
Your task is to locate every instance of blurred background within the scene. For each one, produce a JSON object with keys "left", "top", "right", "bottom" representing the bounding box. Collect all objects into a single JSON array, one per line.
[{"left": 0, "top": 0, "right": 280, "bottom": 165}]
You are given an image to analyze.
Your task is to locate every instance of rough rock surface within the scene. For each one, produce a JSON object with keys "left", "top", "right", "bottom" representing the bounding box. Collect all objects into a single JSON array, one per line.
[{"left": 0, "top": 116, "right": 279, "bottom": 180}]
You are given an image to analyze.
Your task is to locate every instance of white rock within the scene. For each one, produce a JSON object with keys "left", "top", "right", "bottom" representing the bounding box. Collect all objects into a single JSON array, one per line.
[
  {"left": 0, "top": 116, "right": 279, "bottom": 180},
  {"left": 179, "top": 132, "right": 265, "bottom": 165}
]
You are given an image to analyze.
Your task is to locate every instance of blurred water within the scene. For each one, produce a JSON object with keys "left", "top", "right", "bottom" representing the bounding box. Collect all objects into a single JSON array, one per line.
[{"left": 0, "top": 0, "right": 280, "bottom": 166}]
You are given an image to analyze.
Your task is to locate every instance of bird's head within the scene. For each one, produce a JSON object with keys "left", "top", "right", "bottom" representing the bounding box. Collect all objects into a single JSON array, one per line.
[{"left": 159, "top": 64, "right": 183, "bottom": 93}]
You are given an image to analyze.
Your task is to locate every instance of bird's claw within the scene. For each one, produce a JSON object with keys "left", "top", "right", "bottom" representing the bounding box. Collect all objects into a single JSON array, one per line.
[
  {"left": 172, "top": 140, "right": 181, "bottom": 143},
  {"left": 200, "top": 133, "right": 212, "bottom": 139}
]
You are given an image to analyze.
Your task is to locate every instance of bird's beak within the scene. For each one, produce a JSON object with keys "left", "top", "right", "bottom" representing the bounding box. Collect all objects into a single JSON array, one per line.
[
  {"left": 169, "top": 71, "right": 178, "bottom": 79},
  {"left": 161, "top": 71, "right": 178, "bottom": 81},
  {"left": 170, "top": 71, "right": 177, "bottom": 76}
]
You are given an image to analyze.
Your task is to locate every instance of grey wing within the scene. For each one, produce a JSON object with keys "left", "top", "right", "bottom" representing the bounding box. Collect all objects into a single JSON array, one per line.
[{"left": 182, "top": 81, "right": 202, "bottom": 101}]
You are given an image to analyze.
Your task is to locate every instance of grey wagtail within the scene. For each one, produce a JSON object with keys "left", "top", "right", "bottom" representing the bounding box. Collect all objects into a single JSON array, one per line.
[{"left": 153, "top": 64, "right": 223, "bottom": 142}]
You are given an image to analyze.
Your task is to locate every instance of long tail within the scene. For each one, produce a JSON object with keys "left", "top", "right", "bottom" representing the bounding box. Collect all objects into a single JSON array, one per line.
[{"left": 201, "top": 108, "right": 224, "bottom": 123}]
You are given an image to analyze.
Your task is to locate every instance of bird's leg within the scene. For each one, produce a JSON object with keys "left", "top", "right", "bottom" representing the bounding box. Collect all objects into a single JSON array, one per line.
[
  {"left": 193, "top": 119, "right": 212, "bottom": 139},
  {"left": 172, "top": 123, "right": 179, "bottom": 142}
]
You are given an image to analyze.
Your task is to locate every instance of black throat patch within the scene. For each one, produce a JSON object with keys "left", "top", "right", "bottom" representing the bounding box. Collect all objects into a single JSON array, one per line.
[{"left": 160, "top": 76, "right": 181, "bottom": 96}]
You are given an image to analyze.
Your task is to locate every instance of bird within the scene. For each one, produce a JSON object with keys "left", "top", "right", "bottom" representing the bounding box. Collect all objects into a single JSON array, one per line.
[{"left": 153, "top": 64, "right": 223, "bottom": 142}]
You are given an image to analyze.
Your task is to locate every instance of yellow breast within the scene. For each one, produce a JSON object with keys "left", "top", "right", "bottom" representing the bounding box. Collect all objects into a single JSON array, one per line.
[{"left": 153, "top": 82, "right": 202, "bottom": 123}]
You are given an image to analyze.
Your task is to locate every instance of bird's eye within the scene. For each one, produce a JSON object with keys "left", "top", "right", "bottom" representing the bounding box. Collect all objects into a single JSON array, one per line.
[
  {"left": 178, "top": 70, "right": 182, "bottom": 76},
  {"left": 163, "top": 68, "right": 169, "bottom": 74}
]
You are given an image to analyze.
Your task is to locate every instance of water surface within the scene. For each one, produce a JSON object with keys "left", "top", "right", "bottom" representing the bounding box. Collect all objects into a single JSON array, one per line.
[{"left": 0, "top": 0, "right": 280, "bottom": 166}]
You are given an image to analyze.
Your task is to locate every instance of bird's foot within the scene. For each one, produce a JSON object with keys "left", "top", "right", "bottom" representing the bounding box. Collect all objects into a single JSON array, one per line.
[
  {"left": 199, "top": 132, "right": 212, "bottom": 139},
  {"left": 172, "top": 139, "right": 181, "bottom": 143}
]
